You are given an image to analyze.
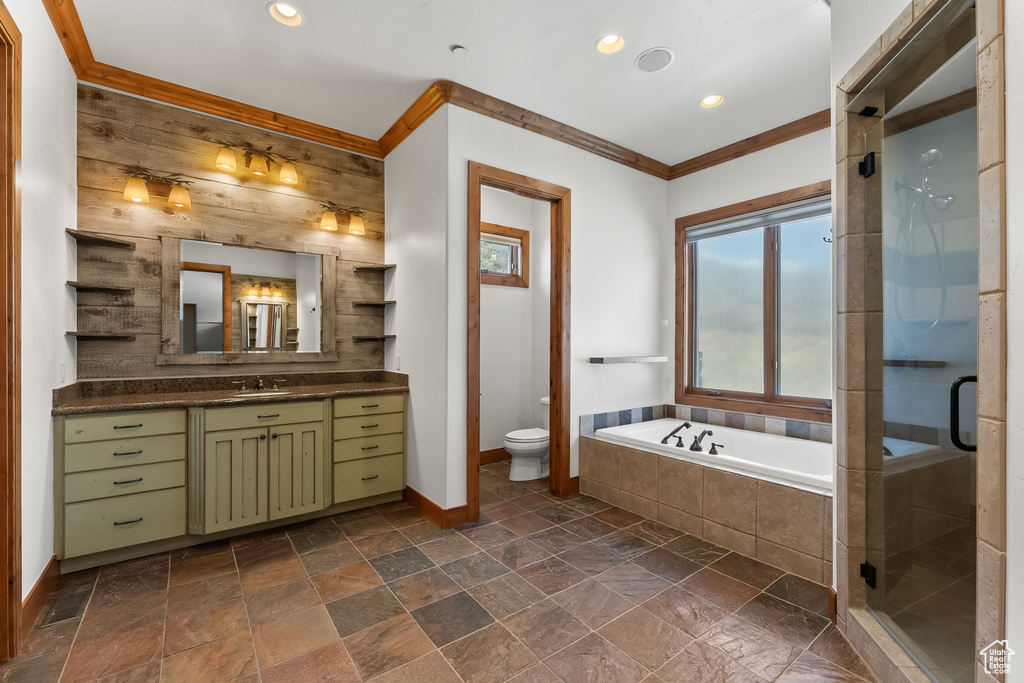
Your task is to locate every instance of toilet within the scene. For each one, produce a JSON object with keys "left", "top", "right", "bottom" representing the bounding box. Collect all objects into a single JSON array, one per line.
[{"left": 504, "top": 397, "right": 550, "bottom": 481}]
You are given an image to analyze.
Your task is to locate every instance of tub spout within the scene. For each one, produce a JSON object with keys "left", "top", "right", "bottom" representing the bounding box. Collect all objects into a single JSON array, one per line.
[{"left": 690, "top": 430, "right": 713, "bottom": 452}]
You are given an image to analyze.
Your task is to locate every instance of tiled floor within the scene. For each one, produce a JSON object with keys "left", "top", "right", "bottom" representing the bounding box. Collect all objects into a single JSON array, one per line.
[{"left": 1, "top": 461, "right": 876, "bottom": 682}]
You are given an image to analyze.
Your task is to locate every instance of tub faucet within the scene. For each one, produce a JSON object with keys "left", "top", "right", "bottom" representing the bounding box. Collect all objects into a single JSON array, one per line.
[
  {"left": 708, "top": 443, "right": 724, "bottom": 456},
  {"left": 661, "top": 422, "right": 692, "bottom": 444},
  {"left": 690, "top": 430, "right": 713, "bottom": 452}
]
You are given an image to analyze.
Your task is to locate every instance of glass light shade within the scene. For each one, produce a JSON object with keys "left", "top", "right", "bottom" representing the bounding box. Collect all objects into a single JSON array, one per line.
[
  {"left": 348, "top": 215, "right": 366, "bottom": 236},
  {"left": 249, "top": 154, "right": 269, "bottom": 176},
  {"left": 215, "top": 147, "right": 237, "bottom": 172},
  {"left": 320, "top": 210, "right": 338, "bottom": 231},
  {"left": 167, "top": 185, "right": 192, "bottom": 210},
  {"left": 123, "top": 177, "right": 149, "bottom": 204},
  {"left": 279, "top": 161, "right": 298, "bottom": 184},
  {"left": 272, "top": 286, "right": 283, "bottom": 297},
  {"left": 260, "top": 284, "right": 271, "bottom": 297},
  {"left": 248, "top": 284, "right": 258, "bottom": 297}
]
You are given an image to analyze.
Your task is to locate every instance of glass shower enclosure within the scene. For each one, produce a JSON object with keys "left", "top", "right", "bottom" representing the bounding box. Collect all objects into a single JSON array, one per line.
[{"left": 849, "top": 1, "right": 978, "bottom": 680}]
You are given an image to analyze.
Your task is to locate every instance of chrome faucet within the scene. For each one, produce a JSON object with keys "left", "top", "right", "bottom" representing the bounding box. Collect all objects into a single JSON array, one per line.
[{"left": 689, "top": 430, "right": 713, "bottom": 452}]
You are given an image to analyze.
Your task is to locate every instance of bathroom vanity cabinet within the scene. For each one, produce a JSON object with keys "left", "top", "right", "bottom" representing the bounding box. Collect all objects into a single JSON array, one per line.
[{"left": 53, "top": 388, "right": 407, "bottom": 569}]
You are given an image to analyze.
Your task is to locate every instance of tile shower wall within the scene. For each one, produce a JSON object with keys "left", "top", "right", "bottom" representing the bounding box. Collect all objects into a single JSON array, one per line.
[{"left": 580, "top": 404, "right": 832, "bottom": 444}]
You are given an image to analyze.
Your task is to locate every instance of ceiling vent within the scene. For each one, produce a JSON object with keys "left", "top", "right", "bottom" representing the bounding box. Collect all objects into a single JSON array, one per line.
[{"left": 635, "top": 47, "right": 675, "bottom": 73}]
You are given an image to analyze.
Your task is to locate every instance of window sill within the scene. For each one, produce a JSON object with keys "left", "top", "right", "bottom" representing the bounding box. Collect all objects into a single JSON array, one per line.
[{"left": 676, "top": 392, "right": 831, "bottom": 424}]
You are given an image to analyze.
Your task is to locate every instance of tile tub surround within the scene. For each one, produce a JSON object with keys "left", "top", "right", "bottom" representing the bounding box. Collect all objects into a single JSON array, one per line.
[
  {"left": 580, "top": 436, "right": 833, "bottom": 585},
  {"left": 581, "top": 404, "right": 833, "bottom": 444},
  {"left": 0, "top": 463, "right": 874, "bottom": 682},
  {"left": 51, "top": 370, "right": 409, "bottom": 415}
]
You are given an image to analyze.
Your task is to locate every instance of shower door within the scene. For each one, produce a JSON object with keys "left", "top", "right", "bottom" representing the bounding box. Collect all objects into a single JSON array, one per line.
[{"left": 857, "top": 6, "right": 979, "bottom": 677}]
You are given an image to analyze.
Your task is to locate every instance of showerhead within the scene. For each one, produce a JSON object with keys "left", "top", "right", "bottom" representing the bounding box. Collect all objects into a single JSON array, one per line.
[
  {"left": 920, "top": 149, "right": 943, "bottom": 167},
  {"left": 931, "top": 193, "right": 956, "bottom": 212}
]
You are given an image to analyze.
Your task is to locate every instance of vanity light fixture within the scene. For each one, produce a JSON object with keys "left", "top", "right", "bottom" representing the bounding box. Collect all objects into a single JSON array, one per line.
[
  {"left": 700, "top": 94, "right": 725, "bottom": 108},
  {"left": 272, "top": 284, "right": 284, "bottom": 298},
  {"left": 248, "top": 284, "right": 259, "bottom": 297},
  {"left": 319, "top": 210, "right": 339, "bottom": 232},
  {"left": 267, "top": 2, "right": 303, "bottom": 26},
  {"left": 249, "top": 154, "right": 269, "bottom": 176},
  {"left": 279, "top": 161, "right": 299, "bottom": 185},
  {"left": 123, "top": 177, "right": 149, "bottom": 204},
  {"left": 215, "top": 147, "right": 237, "bottom": 172},
  {"left": 347, "top": 214, "right": 366, "bottom": 236},
  {"left": 167, "top": 185, "right": 192, "bottom": 210},
  {"left": 596, "top": 35, "right": 624, "bottom": 54},
  {"left": 260, "top": 283, "right": 271, "bottom": 297}
]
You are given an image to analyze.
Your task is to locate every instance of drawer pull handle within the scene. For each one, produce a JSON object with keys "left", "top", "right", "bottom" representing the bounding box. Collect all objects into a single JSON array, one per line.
[
  {"left": 113, "top": 477, "right": 144, "bottom": 485},
  {"left": 113, "top": 450, "right": 143, "bottom": 456},
  {"left": 361, "top": 475, "right": 379, "bottom": 481},
  {"left": 113, "top": 517, "right": 143, "bottom": 526},
  {"left": 257, "top": 414, "right": 280, "bottom": 419},
  {"left": 259, "top": 434, "right": 267, "bottom": 441},
  {"left": 361, "top": 445, "right": 379, "bottom": 451},
  {"left": 361, "top": 424, "right": 379, "bottom": 429},
  {"left": 113, "top": 424, "right": 143, "bottom": 430},
  {"left": 361, "top": 404, "right": 379, "bottom": 409}
]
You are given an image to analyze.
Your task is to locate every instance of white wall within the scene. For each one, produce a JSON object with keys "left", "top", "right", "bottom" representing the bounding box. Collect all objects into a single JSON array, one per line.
[
  {"left": 530, "top": 201, "right": 552, "bottom": 427},
  {"left": 479, "top": 187, "right": 549, "bottom": 451},
  {"left": 12, "top": 0, "right": 79, "bottom": 598},
  {"left": 1003, "top": 0, "right": 1024, "bottom": 671},
  {"left": 384, "top": 107, "right": 451, "bottom": 507},
  {"left": 831, "top": 0, "right": 908, "bottom": 88},
  {"left": 180, "top": 239, "right": 298, "bottom": 279},
  {"left": 445, "top": 106, "right": 671, "bottom": 508}
]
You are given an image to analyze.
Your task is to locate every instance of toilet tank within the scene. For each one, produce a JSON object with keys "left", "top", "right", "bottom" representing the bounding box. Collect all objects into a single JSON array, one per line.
[{"left": 540, "top": 397, "right": 550, "bottom": 430}]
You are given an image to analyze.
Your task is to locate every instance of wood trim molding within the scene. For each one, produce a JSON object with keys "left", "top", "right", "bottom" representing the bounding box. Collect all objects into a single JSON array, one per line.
[
  {"left": 0, "top": 0, "right": 20, "bottom": 661},
  {"left": 468, "top": 161, "right": 572, "bottom": 523},
  {"left": 40, "top": 0, "right": 92, "bottom": 75},
  {"left": 378, "top": 81, "right": 453, "bottom": 157},
  {"left": 883, "top": 87, "right": 977, "bottom": 138},
  {"left": 20, "top": 556, "right": 58, "bottom": 647},
  {"left": 403, "top": 486, "right": 469, "bottom": 529},
  {"left": 674, "top": 180, "right": 832, "bottom": 231},
  {"left": 449, "top": 83, "right": 671, "bottom": 179},
  {"left": 668, "top": 109, "right": 831, "bottom": 180},
  {"left": 828, "top": 587, "right": 837, "bottom": 623},
  {"left": 479, "top": 448, "right": 510, "bottom": 465}
]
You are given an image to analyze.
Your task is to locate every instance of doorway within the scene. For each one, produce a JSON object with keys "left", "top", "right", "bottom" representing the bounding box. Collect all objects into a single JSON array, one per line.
[{"left": 466, "top": 162, "right": 571, "bottom": 523}]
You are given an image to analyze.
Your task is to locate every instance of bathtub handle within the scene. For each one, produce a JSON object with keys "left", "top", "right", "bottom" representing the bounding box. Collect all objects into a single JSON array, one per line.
[
  {"left": 949, "top": 375, "right": 977, "bottom": 452},
  {"left": 709, "top": 443, "right": 724, "bottom": 455}
]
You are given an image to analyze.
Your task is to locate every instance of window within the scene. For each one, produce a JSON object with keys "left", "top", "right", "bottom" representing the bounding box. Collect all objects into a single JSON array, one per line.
[
  {"left": 677, "top": 188, "right": 832, "bottom": 421},
  {"left": 480, "top": 222, "right": 529, "bottom": 288}
]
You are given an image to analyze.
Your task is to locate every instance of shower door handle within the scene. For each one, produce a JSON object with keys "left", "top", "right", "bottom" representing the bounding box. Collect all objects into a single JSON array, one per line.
[{"left": 949, "top": 375, "right": 977, "bottom": 452}]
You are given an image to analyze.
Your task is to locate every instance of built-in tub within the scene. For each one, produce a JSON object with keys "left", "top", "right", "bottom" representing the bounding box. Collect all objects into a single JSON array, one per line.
[
  {"left": 882, "top": 436, "right": 958, "bottom": 475},
  {"left": 595, "top": 418, "right": 833, "bottom": 496}
]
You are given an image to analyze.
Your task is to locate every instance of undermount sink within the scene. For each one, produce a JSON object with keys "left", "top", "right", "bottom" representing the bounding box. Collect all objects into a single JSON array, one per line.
[{"left": 233, "top": 390, "right": 292, "bottom": 398}]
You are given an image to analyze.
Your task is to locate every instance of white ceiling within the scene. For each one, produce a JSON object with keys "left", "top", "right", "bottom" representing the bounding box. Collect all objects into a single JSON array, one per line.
[{"left": 76, "top": 0, "right": 832, "bottom": 164}]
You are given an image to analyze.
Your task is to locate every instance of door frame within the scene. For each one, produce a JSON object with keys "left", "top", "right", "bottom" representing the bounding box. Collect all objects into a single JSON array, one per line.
[
  {"left": 467, "top": 161, "right": 572, "bottom": 522},
  {"left": 0, "top": 0, "right": 21, "bottom": 661}
]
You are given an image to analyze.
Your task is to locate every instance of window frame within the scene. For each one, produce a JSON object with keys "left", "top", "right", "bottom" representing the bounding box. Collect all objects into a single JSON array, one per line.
[
  {"left": 480, "top": 221, "right": 529, "bottom": 288},
  {"left": 675, "top": 182, "right": 832, "bottom": 423}
]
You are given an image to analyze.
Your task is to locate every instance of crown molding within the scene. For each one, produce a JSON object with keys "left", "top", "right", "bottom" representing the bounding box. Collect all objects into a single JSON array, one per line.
[{"left": 43, "top": 0, "right": 829, "bottom": 177}]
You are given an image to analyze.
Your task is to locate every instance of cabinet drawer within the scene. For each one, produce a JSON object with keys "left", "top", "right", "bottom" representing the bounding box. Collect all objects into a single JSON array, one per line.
[
  {"left": 65, "top": 410, "right": 186, "bottom": 444},
  {"left": 65, "top": 433, "right": 186, "bottom": 473},
  {"left": 333, "top": 394, "right": 404, "bottom": 418},
  {"left": 333, "top": 412, "right": 404, "bottom": 440},
  {"left": 65, "top": 461, "right": 186, "bottom": 503},
  {"left": 206, "top": 401, "right": 323, "bottom": 432},
  {"left": 64, "top": 487, "right": 186, "bottom": 558},
  {"left": 333, "top": 433, "right": 404, "bottom": 463},
  {"left": 334, "top": 453, "right": 404, "bottom": 503}
]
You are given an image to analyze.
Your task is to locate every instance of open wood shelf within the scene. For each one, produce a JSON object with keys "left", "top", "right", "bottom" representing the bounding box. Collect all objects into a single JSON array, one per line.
[
  {"left": 66, "top": 332, "right": 136, "bottom": 341},
  {"left": 352, "top": 264, "right": 396, "bottom": 273},
  {"left": 353, "top": 335, "right": 396, "bottom": 342},
  {"left": 352, "top": 300, "right": 396, "bottom": 307},
  {"left": 66, "top": 281, "right": 135, "bottom": 295},
  {"left": 65, "top": 229, "right": 136, "bottom": 250}
]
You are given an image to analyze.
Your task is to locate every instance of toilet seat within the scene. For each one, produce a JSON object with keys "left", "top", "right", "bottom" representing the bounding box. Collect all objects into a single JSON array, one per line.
[{"left": 505, "top": 428, "right": 548, "bottom": 444}]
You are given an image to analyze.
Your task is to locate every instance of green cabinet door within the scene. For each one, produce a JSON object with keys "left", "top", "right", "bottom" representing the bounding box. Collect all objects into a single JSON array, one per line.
[
  {"left": 269, "top": 421, "right": 325, "bottom": 521},
  {"left": 204, "top": 427, "right": 269, "bottom": 533}
]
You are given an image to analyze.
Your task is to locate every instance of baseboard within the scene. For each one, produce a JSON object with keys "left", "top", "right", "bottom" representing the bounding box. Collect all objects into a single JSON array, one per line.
[
  {"left": 828, "top": 587, "right": 837, "bottom": 623},
  {"left": 404, "top": 486, "right": 470, "bottom": 529},
  {"left": 567, "top": 476, "right": 580, "bottom": 496},
  {"left": 480, "top": 447, "right": 511, "bottom": 465},
  {"left": 20, "top": 555, "right": 59, "bottom": 645}
]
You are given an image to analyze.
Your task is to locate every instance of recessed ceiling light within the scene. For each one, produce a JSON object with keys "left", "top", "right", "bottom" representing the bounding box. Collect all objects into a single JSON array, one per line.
[
  {"left": 267, "top": 2, "right": 302, "bottom": 27},
  {"left": 596, "top": 35, "right": 624, "bottom": 54},
  {"left": 450, "top": 45, "right": 468, "bottom": 56},
  {"left": 700, "top": 94, "right": 725, "bottom": 108}
]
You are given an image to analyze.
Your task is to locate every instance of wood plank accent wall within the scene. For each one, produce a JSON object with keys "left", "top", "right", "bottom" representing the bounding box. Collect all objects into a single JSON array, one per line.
[{"left": 76, "top": 84, "right": 387, "bottom": 378}]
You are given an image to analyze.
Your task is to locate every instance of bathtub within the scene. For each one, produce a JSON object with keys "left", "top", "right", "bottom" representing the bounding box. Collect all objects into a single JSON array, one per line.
[
  {"left": 594, "top": 418, "right": 833, "bottom": 496},
  {"left": 882, "top": 436, "right": 960, "bottom": 476}
]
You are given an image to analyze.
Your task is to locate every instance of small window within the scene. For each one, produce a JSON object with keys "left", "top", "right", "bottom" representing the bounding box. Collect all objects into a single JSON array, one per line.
[
  {"left": 480, "top": 222, "right": 529, "bottom": 288},
  {"left": 678, "top": 190, "right": 832, "bottom": 421}
]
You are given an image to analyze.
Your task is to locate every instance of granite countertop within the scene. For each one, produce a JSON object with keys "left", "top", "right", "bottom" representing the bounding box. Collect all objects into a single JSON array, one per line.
[{"left": 52, "top": 371, "right": 409, "bottom": 416}]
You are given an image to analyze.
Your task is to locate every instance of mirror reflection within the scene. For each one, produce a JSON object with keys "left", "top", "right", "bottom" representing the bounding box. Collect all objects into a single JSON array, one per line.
[{"left": 179, "top": 240, "right": 322, "bottom": 354}]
